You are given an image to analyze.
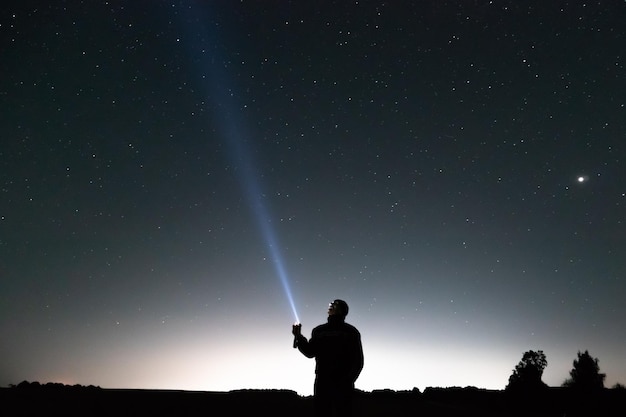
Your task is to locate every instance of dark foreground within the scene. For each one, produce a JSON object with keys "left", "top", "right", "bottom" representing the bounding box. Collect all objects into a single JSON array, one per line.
[{"left": 3, "top": 383, "right": 625, "bottom": 416}]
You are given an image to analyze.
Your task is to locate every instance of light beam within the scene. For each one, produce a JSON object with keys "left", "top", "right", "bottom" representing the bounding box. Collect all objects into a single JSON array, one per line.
[
  {"left": 177, "top": 5, "right": 299, "bottom": 322},
  {"left": 227, "top": 131, "right": 300, "bottom": 324},
  {"left": 229, "top": 132, "right": 300, "bottom": 324}
]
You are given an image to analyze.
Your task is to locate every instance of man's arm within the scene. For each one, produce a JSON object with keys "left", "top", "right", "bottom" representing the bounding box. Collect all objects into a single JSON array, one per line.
[
  {"left": 351, "top": 332, "right": 364, "bottom": 382},
  {"left": 297, "top": 334, "right": 317, "bottom": 358},
  {"left": 292, "top": 325, "right": 316, "bottom": 358}
]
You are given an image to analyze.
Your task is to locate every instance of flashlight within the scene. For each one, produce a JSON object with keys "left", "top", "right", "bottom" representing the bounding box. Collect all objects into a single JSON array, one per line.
[{"left": 292, "top": 322, "right": 301, "bottom": 348}]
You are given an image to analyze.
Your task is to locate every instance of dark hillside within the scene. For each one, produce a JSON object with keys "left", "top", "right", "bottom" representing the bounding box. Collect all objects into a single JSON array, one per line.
[{"left": 2, "top": 383, "right": 625, "bottom": 416}]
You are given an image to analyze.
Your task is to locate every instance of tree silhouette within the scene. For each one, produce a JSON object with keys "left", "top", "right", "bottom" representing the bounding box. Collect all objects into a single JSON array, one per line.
[
  {"left": 505, "top": 350, "right": 548, "bottom": 392},
  {"left": 562, "top": 350, "right": 605, "bottom": 391}
]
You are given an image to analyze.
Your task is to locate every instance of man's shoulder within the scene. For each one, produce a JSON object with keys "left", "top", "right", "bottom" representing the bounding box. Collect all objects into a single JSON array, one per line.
[
  {"left": 343, "top": 322, "right": 361, "bottom": 335},
  {"left": 314, "top": 321, "right": 360, "bottom": 333},
  {"left": 312, "top": 322, "right": 330, "bottom": 332},
  {"left": 312, "top": 320, "right": 360, "bottom": 335}
]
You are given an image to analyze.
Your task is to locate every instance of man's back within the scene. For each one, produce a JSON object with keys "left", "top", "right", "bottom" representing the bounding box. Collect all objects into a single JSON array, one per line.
[{"left": 306, "top": 317, "right": 363, "bottom": 382}]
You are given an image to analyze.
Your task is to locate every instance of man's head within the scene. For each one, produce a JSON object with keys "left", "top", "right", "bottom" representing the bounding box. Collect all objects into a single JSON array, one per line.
[{"left": 328, "top": 299, "right": 349, "bottom": 317}]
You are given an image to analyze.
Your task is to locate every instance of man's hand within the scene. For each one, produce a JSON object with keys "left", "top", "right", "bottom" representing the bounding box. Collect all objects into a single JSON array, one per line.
[{"left": 292, "top": 323, "right": 302, "bottom": 349}]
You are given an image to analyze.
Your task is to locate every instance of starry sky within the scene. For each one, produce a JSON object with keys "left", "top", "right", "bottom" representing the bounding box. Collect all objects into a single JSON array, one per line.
[{"left": 1, "top": 1, "right": 625, "bottom": 396}]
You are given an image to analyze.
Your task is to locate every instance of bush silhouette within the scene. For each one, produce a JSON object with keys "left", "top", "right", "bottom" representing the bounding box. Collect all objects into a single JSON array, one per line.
[
  {"left": 505, "top": 350, "right": 548, "bottom": 392},
  {"left": 562, "top": 350, "right": 605, "bottom": 391}
]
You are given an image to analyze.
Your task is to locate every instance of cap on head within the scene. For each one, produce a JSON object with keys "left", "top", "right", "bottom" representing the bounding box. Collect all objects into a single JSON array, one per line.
[{"left": 330, "top": 299, "right": 349, "bottom": 317}]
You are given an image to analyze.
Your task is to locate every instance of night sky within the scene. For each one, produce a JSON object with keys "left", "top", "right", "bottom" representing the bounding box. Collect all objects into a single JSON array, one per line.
[{"left": 2, "top": 1, "right": 625, "bottom": 396}]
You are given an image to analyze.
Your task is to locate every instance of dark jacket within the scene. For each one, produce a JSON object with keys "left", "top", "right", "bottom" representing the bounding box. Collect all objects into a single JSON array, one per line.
[{"left": 296, "top": 315, "right": 364, "bottom": 384}]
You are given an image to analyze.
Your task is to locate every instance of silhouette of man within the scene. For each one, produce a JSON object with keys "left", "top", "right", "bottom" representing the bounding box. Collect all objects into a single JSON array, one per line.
[{"left": 292, "top": 299, "right": 364, "bottom": 416}]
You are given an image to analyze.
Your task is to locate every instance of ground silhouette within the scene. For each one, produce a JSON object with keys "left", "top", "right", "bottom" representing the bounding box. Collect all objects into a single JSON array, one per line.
[{"left": 2, "top": 382, "right": 625, "bottom": 416}]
